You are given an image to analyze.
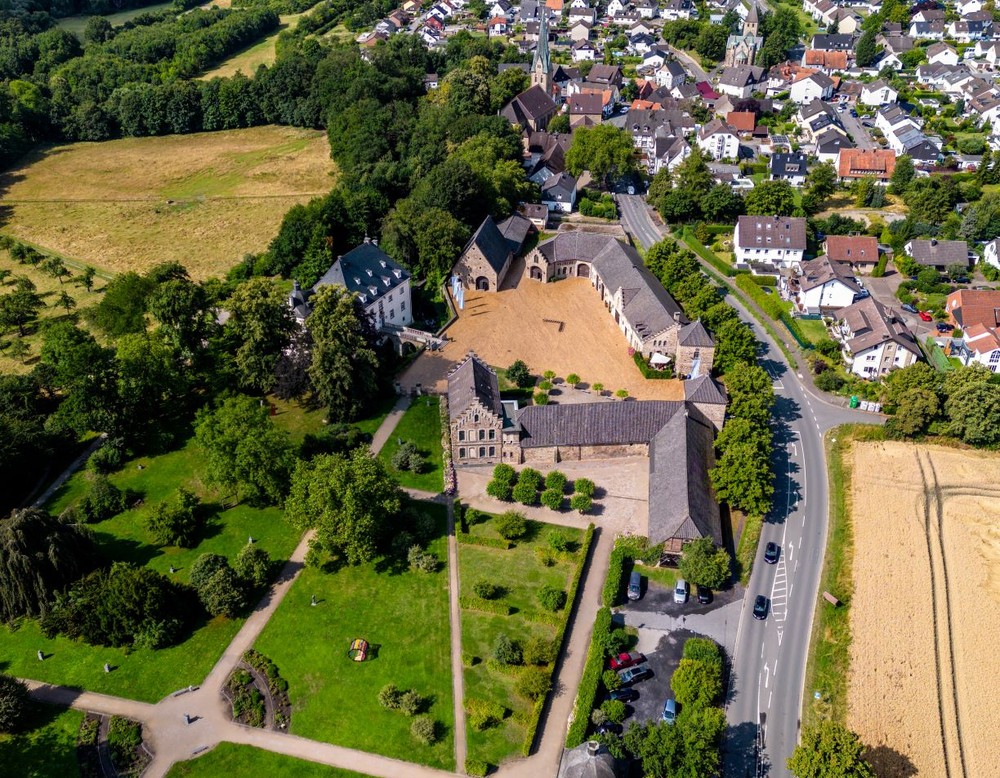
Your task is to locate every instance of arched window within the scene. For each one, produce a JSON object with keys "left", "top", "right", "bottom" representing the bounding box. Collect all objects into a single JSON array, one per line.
[{"left": 474, "top": 414, "right": 479, "bottom": 423}]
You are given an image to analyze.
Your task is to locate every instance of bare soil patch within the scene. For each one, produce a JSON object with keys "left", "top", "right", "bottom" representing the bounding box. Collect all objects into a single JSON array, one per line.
[
  {"left": 849, "top": 441, "right": 1000, "bottom": 778},
  {"left": 1, "top": 127, "right": 335, "bottom": 280},
  {"left": 400, "top": 261, "right": 684, "bottom": 402}
]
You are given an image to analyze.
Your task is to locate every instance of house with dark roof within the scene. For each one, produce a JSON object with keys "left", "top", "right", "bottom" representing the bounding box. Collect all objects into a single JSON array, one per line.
[
  {"left": 524, "top": 233, "right": 715, "bottom": 376},
  {"left": 789, "top": 256, "right": 862, "bottom": 315},
  {"left": 541, "top": 172, "right": 578, "bottom": 213},
  {"left": 770, "top": 152, "right": 809, "bottom": 186},
  {"left": 307, "top": 238, "right": 412, "bottom": 329},
  {"left": 501, "top": 84, "right": 559, "bottom": 133},
  {"left": 447, "top": 353, "right": 726, "bottom": 548},
  {"left": 733, "top": 215, "right": 808, "bottom": 272},
  {"left": 834, "top": 297, "right": 920, "bottom": 378},
  {"left": 452, "top": 216, "right": 515, "bottom": 292},
  {"left": 904, "top": 238, "right": 970, "bottom": 271}
]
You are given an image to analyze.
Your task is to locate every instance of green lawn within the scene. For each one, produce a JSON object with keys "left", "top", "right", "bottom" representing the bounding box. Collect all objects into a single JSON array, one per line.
[
  {"left": 796, "top": 318, "right": 829, "bottom": 346},
  {"left": 378, "top": 396, "right": 444, "bottom": 492},
  {"left": 56, "top": 1, "right": 175, "bottom": 37},
  {"left": 166, "top": 743, "right": 373, "bottom": 777},
  {"left": 254, "top": 501, "right": 454, "bottom": 770},
  {"left": 0, "top": 704, "right": 83, "bottom": 778},
  {"left": 269, "top": 393, "right": 396, "bottom": 442},
  {"left": 459, "top": 513, "right": 586, "bottom": 769},
  {"left": 2, "top": 434, "right": 301, "bottom": 702}
]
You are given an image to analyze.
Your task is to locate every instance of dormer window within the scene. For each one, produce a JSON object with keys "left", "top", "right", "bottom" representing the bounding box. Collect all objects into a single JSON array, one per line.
[
  {"left": 353, "top": 277, "right": 361, "bottom": 284},
  {"left": 380, "top": 260, "right": 387, "bottom": 268},
  {"left": 366, "top": 269, "right": 373, "bottom": 277},
  {"left": 369, "top": 286, "right": 378, "bottom": 295},
  {"left": 393, "top": 269, "right": 402, "bottom": 278}
]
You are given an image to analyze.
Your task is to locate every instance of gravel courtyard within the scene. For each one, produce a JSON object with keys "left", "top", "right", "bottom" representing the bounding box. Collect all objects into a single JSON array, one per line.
[{"left": 399, "top": 258, "right": 684, "bottom": 401}]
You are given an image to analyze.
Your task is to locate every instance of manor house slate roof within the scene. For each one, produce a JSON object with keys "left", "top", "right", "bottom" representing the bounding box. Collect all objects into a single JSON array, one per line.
[
  {"left": 515, "top": 401, "right": 683, "bottom": 448},
  {"left": 535, "top": 233, "right": 687, "bottom": 338},
  {"left": 313, "top": 239, "right": 409, "bottom": 304},
  {"left": 464, "top": 217, "right": 511, "bottom": 274},
  {"left": 678, "top": 320, "right": 714, "bottom": 348},
  {"left": 448, "top": 353, "right": 502, "bottom": 417}
]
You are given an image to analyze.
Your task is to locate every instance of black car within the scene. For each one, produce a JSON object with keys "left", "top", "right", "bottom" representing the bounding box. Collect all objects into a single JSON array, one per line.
[
  {"left": 697, "top": 586, "right": 713, "bottom": 604},
  {"left": 753, "top": 595, "right": 769, "bottom": 620},
  {"left": 597, "top": 721, "right": 624, "bottom": 735},
  {"left": 936, "top": 322, "right": 953, "bottom": 333},
  {"left": 764, "top": 542, "right": 780, "bottom": 564},
  {"left": 608, "top": 687, "right": 639, "bottom": 703}
]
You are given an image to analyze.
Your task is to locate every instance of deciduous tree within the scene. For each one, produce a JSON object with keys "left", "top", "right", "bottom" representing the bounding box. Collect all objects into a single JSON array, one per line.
[
  {"left": 678, "top": 537, "right": 731, "bottom": 589},
  {"left": 225, "top": 278, "right": 297, "bottom": 394},
  {"left": 565, "top": 124, "right": 639, "bottom": 189},
  {"left": 744, "top": 179, "right": 796, "bottom": 216},
  {"left": 788, "top": 721, "right": 875, "bottom": 778}
]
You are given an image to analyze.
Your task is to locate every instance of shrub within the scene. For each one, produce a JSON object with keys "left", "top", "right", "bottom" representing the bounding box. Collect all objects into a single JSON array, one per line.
[
  {"left": 592, "top": 382, "right": 604, "bottom": 394},
  {"left": 590, "top": 707, "right": 608, "bottom": 726},
  {"left": 107, "top": 716, "right": 141, "bottom": 770},
  {"left": 494, "top": 633, "right": 522, "bottom": 665},
  {"left": 515, "top": 667, "right": 553, "bottom": 700},
  {"left": 87, "top": 443, "right": 125, "bottom": 475},
  {"left": 683, "top": 638, "right": 723, "bottom": 667},
  {"left": 671, "top": 657, "right": 723, "bottom": 710},
  {"left": 465, "top": 759, "right": 489, "bottom": 777},
  {"left": 815, "top": 370, "right": 847, "bottom": 392},
  {"left": 523, "top": 636, "right": 557, "bottom": 665},
  {"left": 198, "top": 565, "right": 249, "bottom": 618},
  {"left": 570, "top": 494, "right": 593, "bottom": 513},
  {"left": 615, "top": 389, "right": 629, "bottom": 400},
  {"left": 538, "top": 380, "right": 553, "bottom": 391},
  {"left": 602, "top": 669, "right": 622, "bottom": 691},
  {"left": 538, "top": 585, "right": 567, "bottom": 612},
  {"left": 519, "top": 468, "right": 544, "bottom": 489},
  {"left": 602, "top": 545, "right": 627, "bottom": 607},
  {"left": 534, "top": 391, "right": 550, "bottom": 405},
  {"left": 399, "top": 690, "right": 424, "bottom": 717},
  {"left": 486, "top": 479, "right": 513, "bottom": 501},
  {"left": 410, "top": 716, "right": 438, "bottom": 744},
  {"left": 407, "top": 545, "right": 440, "bottom": 573},
  {"left": 466, "top": 698, "right": 507, "bottom": 732},
  {"left": 545, "top": 470, "right": 567, "bottom": 492},
  {"left": 473, "top": 579, "right": 501, "bottom": 600},
  {"left": 506, "top": 359, "right": 532, "bottom": 388},
  {"left": 600, "top": 699, "right": 626, "bottom": 723},
  {"left": 234, "top": 544, "right": 271, "bottom": 589},
  {"left": 77, "top": 475, "right": 128, "bottom": 523},
  {"left": 512, "top": 480, "right": 538, "bottom": 505},
  {"left": 492, "top": 463, "right": 516, "bottom": 484},
  {"left": 378, "top": 683, "right": 402, "bottom": 709},
  {"left": 604, "top": 628, "right": 631, "bottom": 656},
  {"left": 548, "top": 530, "right": 572, "bottom": 552},
  {"left": 392, "top": 441, "right": 425, "bottom": 473},
  {"left": 495, "top": 510, "right": 528, "bottom": 539},
  {"left": 463, "top": 507, "right": 485, "bottom": 526},
  {"left": 0, "top": 673, "right": 28, "bottom": 732},
  {"left": 540, "top": 488, "right": 564, "bottom": 510},
  {"left": 536, "top": 547, "right": 557, "bottom": 566},
  {"left": 192, "top": 554, "right": 236, "bottom": 592},
  {"left": 574, "top": 478, "right": 595, "bottom": 497},
  {"left": 146, "top": 488, "right": 202, "bottom": 547},
  {"left": 566, "top": 607, "right": 611, "bottom": 748}
]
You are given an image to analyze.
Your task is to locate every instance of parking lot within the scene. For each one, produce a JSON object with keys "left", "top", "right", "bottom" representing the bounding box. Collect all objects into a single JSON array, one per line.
[{"left": 613, "top": 576, "right": 744, "bottom": 725}]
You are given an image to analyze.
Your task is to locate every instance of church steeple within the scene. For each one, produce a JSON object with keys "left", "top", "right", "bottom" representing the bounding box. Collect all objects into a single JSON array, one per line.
[
  {"left": 531, "top": 11, "right": 551, "bottom": 93},
  {"left": 744, "top": 1, "right": 759, "bottom": 37}
]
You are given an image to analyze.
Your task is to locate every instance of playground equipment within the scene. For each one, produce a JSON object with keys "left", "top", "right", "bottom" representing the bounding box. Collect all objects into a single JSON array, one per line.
[{"left": 348, "top": 638, "right": 369, "bottom": 662}]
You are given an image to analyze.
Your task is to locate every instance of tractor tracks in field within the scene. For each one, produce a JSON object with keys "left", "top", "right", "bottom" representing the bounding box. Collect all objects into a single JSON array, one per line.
[{"left": 914, "top": 451, "right": 968, "bottom": 778}]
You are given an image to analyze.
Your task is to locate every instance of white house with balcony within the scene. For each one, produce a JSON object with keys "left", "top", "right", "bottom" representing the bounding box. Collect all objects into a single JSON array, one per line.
[
  {"left": 834, "top": 297, "right": 920, "bottom": 379},
  {"left": 733, "top": 215, "right": 808, "bottom": 272},
  {"left": 696, "top": 119, "right": 740, "bottom": 160}
]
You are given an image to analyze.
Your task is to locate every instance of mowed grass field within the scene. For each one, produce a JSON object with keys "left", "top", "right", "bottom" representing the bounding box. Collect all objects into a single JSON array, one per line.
[
  {"left": 254, "top": 501, "right": 455, "bottom": 770},
  {"left": 0, "top": 126, "right": 336, "bottom": 280},
  {"left": 167, "top": 743, "right": 373, "bottom": 777},
  {"left": 198, "top": 9, "right": 312, "bottom": 78},
  {"left": 0, "top": 705, "right": 83, "bottom": 778},
  {"left": 55, "top": 1, "right": 176, "bottom": 37},
  {"left": 378, "top": 396, "right": 444, "bottom": 493}
]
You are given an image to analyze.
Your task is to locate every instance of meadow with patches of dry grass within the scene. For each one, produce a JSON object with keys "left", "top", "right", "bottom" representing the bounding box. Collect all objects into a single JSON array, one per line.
[{"left": 1, "top": 126, "right": 335, "bottom": 280}]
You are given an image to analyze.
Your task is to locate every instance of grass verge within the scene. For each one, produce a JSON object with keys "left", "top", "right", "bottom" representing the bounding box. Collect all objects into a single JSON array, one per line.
[
  {"left": 735, "top": 512, "right": 763, "bottom": 586},
  {"left": 801, "top": 426, "right": 860, "bottom": 727},
  {"left": 166, "top": 742, "right": 374, "bottom": 777},
  {"left": 254, "top": 501, "right": 454, "bottom": 770},
  {"left": 679, "top": 228, "right": 740, "bottom": 277},
  {"left": 377, "top": 396, "right": 444, "bottom": 492}
]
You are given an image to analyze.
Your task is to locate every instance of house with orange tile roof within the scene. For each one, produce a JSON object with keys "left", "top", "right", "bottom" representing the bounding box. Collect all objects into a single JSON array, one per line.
[
  {"left": 837, "top": 149, "right": 897, "bottom": 181},
  {"left": 726, "top": 111, "right": 756, "bottom": 134},
  {"left": 824, "top": 235, "right": 880, "bottom": 273}
]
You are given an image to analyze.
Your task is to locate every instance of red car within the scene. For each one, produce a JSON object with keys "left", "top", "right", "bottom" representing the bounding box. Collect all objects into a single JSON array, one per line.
[
  {"left": 919, "top": 311, "right": 933, "bottom": 322},
  {"left": 608, "top": 652, "right": 646, "bottom": 671}
]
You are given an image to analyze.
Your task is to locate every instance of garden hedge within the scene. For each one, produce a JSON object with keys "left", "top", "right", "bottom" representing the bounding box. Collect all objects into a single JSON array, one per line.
[
  {"left": 456, "top": 532, "right": 512, "bottom": 550},
  {"left": 601, "top": 543, "right": 627, "bottom": 607},
  {"left": 459, "top": 596, "right": 513, "bottom": 616},
  {"left": 565, "top": 606, "right": 612, "bottom": 748}
]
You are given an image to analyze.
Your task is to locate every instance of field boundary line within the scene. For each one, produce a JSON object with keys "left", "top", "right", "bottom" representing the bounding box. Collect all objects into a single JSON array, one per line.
[{"left": 3, "top": 193, "right": 330, "bottom": 204}]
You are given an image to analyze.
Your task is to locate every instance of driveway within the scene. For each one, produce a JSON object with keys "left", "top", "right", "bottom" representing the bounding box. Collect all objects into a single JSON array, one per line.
[
  {"left": 615, "top": 627, "right": 696, "bottom": 726},
  {"left": 837, "top": 103, "right": 876, "bottom": 150},
  {"left": 864, "top": 269, "right": 938, "bottom": 340}
]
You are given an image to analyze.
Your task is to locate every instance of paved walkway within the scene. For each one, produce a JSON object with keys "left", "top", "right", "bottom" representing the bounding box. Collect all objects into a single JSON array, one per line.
[
  {"left": 445, "top": 499, "right": 467, "bottom": 771},
  {"left": 30, "top": 433, "right": 106, "bottom": 508}
]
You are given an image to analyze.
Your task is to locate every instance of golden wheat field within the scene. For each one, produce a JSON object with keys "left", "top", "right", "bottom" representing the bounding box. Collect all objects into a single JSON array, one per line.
[
  {"left": 849, "top": 441, "right": 1000, "bottom": 778},
  {"left": 0, "top": 126, "right": 335, "bottom": 281}
]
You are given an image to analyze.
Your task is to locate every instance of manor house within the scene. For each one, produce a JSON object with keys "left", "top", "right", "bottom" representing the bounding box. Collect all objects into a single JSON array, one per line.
[{"left": 447, "top": 354, "right": 726, "bottom": 549}]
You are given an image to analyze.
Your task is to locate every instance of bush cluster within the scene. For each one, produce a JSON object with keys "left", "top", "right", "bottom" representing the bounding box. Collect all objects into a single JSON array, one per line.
[
  {"left": 74, "top": 475, "right": 131, "bottom": 523},
  {"left": 495, "top": 510, "right": 527, "bottom": 540},
  {"left": 493, "top": 633, "right": 522, "bottom": 665},
  {"left": 466, "top": 698, "right": 508, "bottom": 732},
  {"left": 537, "top": 585, "right": 567, "bottom": 612},
  {"left": 407, "top": 544, "right": 439, "bottom": 573},
  {"left": 391, "top": 441, "right": 425, "bottom": 473}
]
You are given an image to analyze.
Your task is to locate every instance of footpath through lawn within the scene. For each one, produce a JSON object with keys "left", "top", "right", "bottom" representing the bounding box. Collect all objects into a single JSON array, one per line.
[
  {"left": 253, "top": 500, "right": 455, "bottom": 771},
  {"left": 458, "top": 510, "right": 588, "bottom": 770}
]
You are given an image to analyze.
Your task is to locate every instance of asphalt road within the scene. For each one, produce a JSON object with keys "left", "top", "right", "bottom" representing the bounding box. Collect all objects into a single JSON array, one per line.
[
  {"left": 664, "top": 43, "right": 710, "bottom": 84},
  {"left": 836, "top": 103, "right": 876, "bottom": 150},
  {"left": 617, "top": 195, "right": 878, "bottom": 776}
]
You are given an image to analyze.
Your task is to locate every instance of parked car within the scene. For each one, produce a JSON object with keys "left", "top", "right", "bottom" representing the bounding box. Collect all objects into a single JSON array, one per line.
[
  {"left": 753, "top": 595, "right": 769, "bottom": 620},
  {"left": 618, "top": 664, "right": 654, "bottom": 686},
  {"left": 919, "top": 311, "right": 933, "bottom": 322},
  {"left": 936, "top": 322, "right": 954, "bottom": 332},
  {"left": 954, "top": 276, "right": 970, "bottom": 284},
  {"left": 673, "top": 579, "right": 688, "bottom": 604},
  {"left": 597, "top": 721, "right": 624, "bottom": 735},
  {"left": 697, "top": 586, "right": 713, "bottom": 604},
  {"left": 609, "top": 652, "right": 646, "bottom": 671},
  {"left": 764, "top": 542, "right": 780, "bottom": 564},
  {"left": 607, "top": 687, "right": 639, "bottom": 703},
  {"left": 662, "top": 698, "right": 677, "bottom": 724},
  {"left": 627, "top": 570, "right": 642, "bottom": 601},
  {"left": 901, "top": 303, "right": 919, "bottom": 314},
  {"left": 850, "top": 108, "right": 857, "bottom": 116}
]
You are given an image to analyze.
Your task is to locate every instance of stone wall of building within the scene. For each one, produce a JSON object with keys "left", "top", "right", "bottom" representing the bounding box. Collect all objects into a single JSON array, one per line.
[
  {"left": 676, "top": 343, "right": 715, "bottom": 377},
  {"left": 451, "top": 399, "right": 504, "bottom": 465},
  {"left": 455, "top": 245, "right": 509, "bottom": 292}
]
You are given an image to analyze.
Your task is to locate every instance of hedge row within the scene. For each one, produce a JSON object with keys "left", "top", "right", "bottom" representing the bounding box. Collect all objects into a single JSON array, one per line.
[
  {"left": 456, "top": 532, "right": 512, "bottom": 550},
  {"left": 459, "top": 596, "right": 513, "bottom": 616},
  {"left": 601, "top": 543, "right": 627, "bottom": 607},
  {"left": 565, "top": 606, "right": 612, "bottom": 748},
  {"left": 520, "top": 523, "right": 595, "bottom": 757},
  {"left": 519, "top": 610, "right": 563, "bottom": 627},
  {"left": 633, "top": 351, "right": 674, "bottom": 379},
  {"left": 735, "top": 273, "right": 789, "bottom": 320}
]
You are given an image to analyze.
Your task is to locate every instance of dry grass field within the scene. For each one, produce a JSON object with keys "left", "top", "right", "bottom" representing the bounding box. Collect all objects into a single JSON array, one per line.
[
  {"left": 0, "top": 126, "right": 335, "bottom": 281},
  {"left": 849, "top": 441, "right": 1000, "bottom": 778},
  {"left": 198, "top": 9, "right": 309, "bottom": 78},
  {"left": 399, "top": 261, "right": 684, "bottom": 401}
]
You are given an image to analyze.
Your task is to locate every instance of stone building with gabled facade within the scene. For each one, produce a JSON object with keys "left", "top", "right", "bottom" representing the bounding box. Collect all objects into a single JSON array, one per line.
[
  {"left": 447, "top": 353, "right": 727, "bottom": 548},
  {"left": 453, "top": 216, "right": 514, "bottom": 292}
]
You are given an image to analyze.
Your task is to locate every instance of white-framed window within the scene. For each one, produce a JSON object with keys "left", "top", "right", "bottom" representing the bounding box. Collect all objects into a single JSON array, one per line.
[
  {"left": 459, "top": 447, "right": 466, "bottom": 458},
  {"left": 459, "top": 430, "right": 465, "bottom": 441}
]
